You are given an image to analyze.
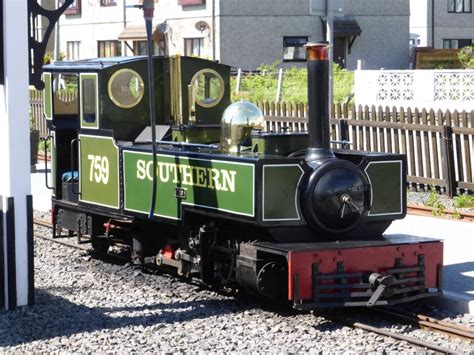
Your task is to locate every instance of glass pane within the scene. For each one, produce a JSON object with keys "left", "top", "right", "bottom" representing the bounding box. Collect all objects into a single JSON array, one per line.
[
  {"left": 192, "top": 70, "right": 224, "bottom": 107},
  {"left": 465, "top": 0, "right": 471, "bottom": 11},
  {"left": 448, "top": 0, "right": 455, "bottom": 11},
  {"left": 443, "top": 40, "right": 451, "bottom": 49},
  {"left": 456, "top": 0, "right": 463, "bottom": 11},
  {"left": 108, "top": 69, "right": 144, "bottom": 108},
  {"left": 82, "top": 78, "right": 96, "bottom": 123}
]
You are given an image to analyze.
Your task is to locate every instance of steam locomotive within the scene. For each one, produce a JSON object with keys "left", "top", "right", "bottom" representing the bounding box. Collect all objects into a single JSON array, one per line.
[{"left": 43, "top": 43, "right": 443, "bottom": 309}]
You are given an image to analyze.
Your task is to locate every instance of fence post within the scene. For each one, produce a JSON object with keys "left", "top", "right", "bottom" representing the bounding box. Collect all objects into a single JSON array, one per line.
[
  {"left": 276, "top": 68, "right": 284, "bottom": 102},
  {"left": 339, "top": 119, "right": 349, "bottom": 149},
  {"left": 441, "top": 125, "right": 456, "bottom": 197},
  {"left": 235, "top": 68, "right": 242, "bottom": 94}
]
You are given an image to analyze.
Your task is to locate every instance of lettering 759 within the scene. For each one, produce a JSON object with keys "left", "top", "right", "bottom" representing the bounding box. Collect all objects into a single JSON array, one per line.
[{"left": 88, "top": 154, "right": 109, "bottom": 184}]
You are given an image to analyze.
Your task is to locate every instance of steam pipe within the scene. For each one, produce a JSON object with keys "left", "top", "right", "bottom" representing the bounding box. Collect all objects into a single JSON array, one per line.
[
  {"left": 143, "top": 0, "right": 158, "bottom": 220},
  {"left": 304, "top": 42, "right": 335, "bottom": 163}
]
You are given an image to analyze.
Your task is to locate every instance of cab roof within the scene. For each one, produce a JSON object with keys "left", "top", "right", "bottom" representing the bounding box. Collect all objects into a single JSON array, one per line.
[{"left": 43, "top": 56, "right": 149, "bottom": 72}]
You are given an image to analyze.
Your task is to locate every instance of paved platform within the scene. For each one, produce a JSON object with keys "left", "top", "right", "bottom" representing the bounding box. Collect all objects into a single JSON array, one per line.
[
  {"left": 386, "top": 215, "right": 474, "bottom": 314},
  {"left": 31, "top": 164, "right": 474, "bottom": 314}
]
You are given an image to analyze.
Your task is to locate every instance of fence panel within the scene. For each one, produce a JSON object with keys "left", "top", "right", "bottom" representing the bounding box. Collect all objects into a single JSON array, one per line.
[{"left": 259, "top": 101, "right": 474, "bottom": 195}]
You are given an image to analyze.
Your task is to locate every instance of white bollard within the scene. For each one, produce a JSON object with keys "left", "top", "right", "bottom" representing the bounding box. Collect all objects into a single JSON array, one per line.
[{"left": 0, "top": 0, "right": 34, "bottom": 310}]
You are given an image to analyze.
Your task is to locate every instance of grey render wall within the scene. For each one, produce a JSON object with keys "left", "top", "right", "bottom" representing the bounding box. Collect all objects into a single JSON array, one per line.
[
  {"left": 433, "top": 0, "right": 474, "bottom": 48},
  {"left": 345, "top": 0, "right": 410, "bottom": 69},
  {"left": 219, "top": 0, "right": 322, "bottom": 70},
  {"left": 218, "top": 0, "right": 410, "bottom": 70}
]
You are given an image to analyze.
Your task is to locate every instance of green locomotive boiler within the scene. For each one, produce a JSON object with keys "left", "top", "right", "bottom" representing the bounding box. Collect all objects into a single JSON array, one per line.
[{"left": 42, "top": 44, "right": 443, "bottom": 308}]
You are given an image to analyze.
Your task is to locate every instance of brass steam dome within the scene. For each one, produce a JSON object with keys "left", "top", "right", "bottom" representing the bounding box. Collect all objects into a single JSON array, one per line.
[{"left": 220, "top": 101, "right": 264, "bottom": 153}]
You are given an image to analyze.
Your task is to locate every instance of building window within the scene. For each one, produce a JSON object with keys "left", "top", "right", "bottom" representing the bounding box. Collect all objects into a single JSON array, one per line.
[
  {"left": 100, "top": 0, "right": 116, "bottom": 5},
  {"left": 67, "top": 41, "right": 81, "bottom": 60},
  {"left": 133, "top": 41, "right": 164, "bottom": 56},
  {"left": 184, "top": 38, "right": 204, "bottom": 57},
  {"left": 98, "top": 41, "right": 121, "bottom": 57},
  {"left": 60, "top": 0, "right": 81, "bottom": 16},
  {"left": 178, "top": 0, "right": 206, "bottom": 5},
  {"left": 443, "top": 38, "right": 474, "bottom": 48},
  {"left": 448, "top": 0, "right": 471, "bottom": 13},
  {"left": 283, "top": 36, "right": 308, "bottom": 62}
]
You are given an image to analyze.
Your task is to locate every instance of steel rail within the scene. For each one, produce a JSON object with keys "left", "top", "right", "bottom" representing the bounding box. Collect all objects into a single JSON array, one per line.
[
  {"left": 407, "top": 203, "right": 474, "bottom": 222},
  {"left": 329, "top": 315, "right": 454, "bottom": 353},
  {"left": 374, "top": 306, "right": 474, "bottom": 341}
]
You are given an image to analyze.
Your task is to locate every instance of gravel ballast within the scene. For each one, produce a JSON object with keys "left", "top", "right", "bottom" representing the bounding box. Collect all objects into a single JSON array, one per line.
[{"left": 0, "top": 216, "right": 473, "bottom": 352}]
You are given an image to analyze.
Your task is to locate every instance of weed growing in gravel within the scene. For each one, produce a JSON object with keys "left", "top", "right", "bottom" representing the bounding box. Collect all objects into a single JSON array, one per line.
[
  {"left": 452, "top": 209, "right": 461, "bottom": 219},
  {"left": 425, "top": 187, "right": 446, "bottom": 217},
  {"left": 453, "top": 194, "right": 474, "bottom": 208}
]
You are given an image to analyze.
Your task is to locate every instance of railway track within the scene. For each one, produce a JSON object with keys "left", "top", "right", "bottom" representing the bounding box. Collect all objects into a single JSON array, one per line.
[
  {"left": 407, "top": 203, "right": 474, "bottom": 222},
  {"left": 33, "top": 217, "right": 473, "bottom": 352},
  {"left": 374, "top": 306, "right": 474, "bottom": 341},
  {"left": 328, "top": 306, "right": 473, "bottom": 353}
]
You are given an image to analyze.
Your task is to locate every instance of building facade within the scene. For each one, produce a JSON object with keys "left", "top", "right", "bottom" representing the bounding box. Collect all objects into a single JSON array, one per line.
[
  {"left": 410, "top": 0, "right": 474, "bottom": 49},
  {"left": 57, "top": 0, "right": 410, "bottom": 70}
]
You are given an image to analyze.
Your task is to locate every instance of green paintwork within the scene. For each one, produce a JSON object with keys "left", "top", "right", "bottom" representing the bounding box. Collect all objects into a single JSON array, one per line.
[
  {"left": 172, "top": 125, "right": 221, "bottom": 144},
  {"left": 263, "top": 165, "right": 303, "bottom": 220},
  {"left": 180, "top": 57, "right": 231, "bottom": 126},
  {"left": 43, "top": 72, "right": 52, "bottom": 120},
  {"left": 366, "top": 161, "right": 402, "bottom": 215},
  {"left": 79, "top": 135, "right": 119, "bottom": 208},
  {"left": 252, "top": 134, "right": 308, "bottom": 156},
  {"left": 123, "top": 150, "right": 255, "bottom": 219},
  {"left": 80, "top": 73, "right": 99, "bottom": 129}
]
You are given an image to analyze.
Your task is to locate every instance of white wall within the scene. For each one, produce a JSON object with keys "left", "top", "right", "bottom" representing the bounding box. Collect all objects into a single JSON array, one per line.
[
  {"left": 355, "top": 68, "right": 474, "bottom": 111},
  {"left": 59, "top": 0, "right": 219, "bottom": 60},
  {"left": 409, "top": 0, "right": 429, "bottom": 47}
]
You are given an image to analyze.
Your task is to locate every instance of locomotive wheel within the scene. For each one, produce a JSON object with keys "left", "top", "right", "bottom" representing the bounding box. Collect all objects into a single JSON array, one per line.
[{"left": 91, "top": 235, "right": 111, "bottom": 255}]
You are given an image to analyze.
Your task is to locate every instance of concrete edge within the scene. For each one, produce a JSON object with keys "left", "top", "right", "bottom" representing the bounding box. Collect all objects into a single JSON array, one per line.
[{"left": 427, "top": 291, "right": 474, "bottom": 315}]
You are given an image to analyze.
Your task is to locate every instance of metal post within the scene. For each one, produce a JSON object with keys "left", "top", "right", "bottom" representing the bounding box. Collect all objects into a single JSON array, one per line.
[
  {"left": 0, "top": 0, "right": 34, "bottom": 309},
  {"left": 276, "top": 68, "right": 284, "bottom": 102},
  {"left": 235, "top": 68, "right": 242, "bottom": 94},
  {"left": 326, "top": 0, "right": 334, "bottom": 117}
]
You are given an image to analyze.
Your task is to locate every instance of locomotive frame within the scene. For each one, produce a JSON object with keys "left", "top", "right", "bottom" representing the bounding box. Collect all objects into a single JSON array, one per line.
[{"left": 42, "top": 44, "right": 443, "bottom": 309}]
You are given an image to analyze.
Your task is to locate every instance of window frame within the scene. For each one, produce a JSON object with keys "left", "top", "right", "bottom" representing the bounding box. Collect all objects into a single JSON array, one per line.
[
  {"left": 443, "top": 38, "right": 474, "bottom": 48},
  {"left": 133, "top": 41, "right": 164, "bottom": 56},
  {"left": 61, "top": 0, "right": 81, "bottom": 16},
  {"left": 283, "top": 36, "right": 309, "bottom": 62},
  {"left": 448, "top": 0, "right": 472, "bottom": 13},
  {"left": 184, "top": 38, "right": 204, "bottom": 57},
  {"left": 100, "top": 0, "right": 117, "bottom": 6},
  {"left": 178, "top": 0, "right": 206, "bottom": 6},
  {"left": 66, "top": 41, "right": 81, "bottom": 60},
  {"left": 97, "top": 40, "right": 122, "bottom": 58}
]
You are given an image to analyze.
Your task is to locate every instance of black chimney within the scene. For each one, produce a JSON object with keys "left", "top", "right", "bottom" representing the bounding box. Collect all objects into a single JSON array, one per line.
[{"left": 304, "top": 42, "right": 335, "bottom": 163}]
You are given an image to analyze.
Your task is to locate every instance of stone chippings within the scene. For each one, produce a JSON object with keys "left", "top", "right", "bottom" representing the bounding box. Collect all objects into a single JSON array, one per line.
[{"left": 0, "top": 214, "right": 472, "bottom": 352}]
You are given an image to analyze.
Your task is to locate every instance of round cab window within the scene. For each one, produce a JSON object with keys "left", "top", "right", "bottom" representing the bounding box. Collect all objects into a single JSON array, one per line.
[
  {"left": 108, "top": 69, "right": 144, "bottom": 109},
  {"left": 190, "top": 69, "right": 225, "bottom": 108}
]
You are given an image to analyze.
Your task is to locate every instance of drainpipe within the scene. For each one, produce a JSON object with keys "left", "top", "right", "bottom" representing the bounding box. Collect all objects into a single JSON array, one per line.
[
  {"left": 212, "top": 0, "right": 216, "bottom": 61},
  {"left": 431, "top": 0, "right": 435, "bottom": 48}
]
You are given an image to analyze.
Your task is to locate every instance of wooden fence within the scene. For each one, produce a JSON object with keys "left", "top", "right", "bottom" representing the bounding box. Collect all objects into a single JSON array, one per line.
[
  {"left": 259, "top": 102, "right": 474, "bottom": 196},
  {"left": 29, "top": 91, "right": 473, "bottom": 195},
  {"left": 29, "top": 90, "right": 48, "bottom": 137}
]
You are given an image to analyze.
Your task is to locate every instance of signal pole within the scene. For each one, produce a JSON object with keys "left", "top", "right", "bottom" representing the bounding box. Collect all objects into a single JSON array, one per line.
[
  {"left": 0, "top": 0, "right": 34, "bottom": 309},
  {"left": 326, "top": 0, "right": 334, "bottom": 113}
]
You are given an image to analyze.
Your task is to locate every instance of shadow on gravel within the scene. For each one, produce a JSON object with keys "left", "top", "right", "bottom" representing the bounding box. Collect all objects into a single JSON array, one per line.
[
  {"left": 443, "top": 262, "right": 474, "bottom": 299},
  {"left": 0, "top": 289, "right": 249, "bottom": 348}
]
